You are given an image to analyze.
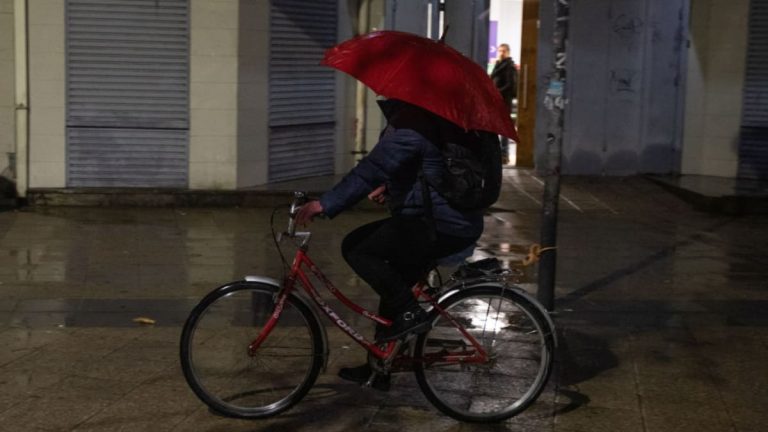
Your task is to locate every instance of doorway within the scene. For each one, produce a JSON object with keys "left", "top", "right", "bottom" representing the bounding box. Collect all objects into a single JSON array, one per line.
[{"left": 489, "top": 0, "right": 538, "bottom": 168}]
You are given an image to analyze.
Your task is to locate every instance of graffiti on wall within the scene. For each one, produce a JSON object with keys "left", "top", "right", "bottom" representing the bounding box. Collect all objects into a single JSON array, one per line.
[
  {"left": 612, "top": 13, "right": 643, "bottom": 51},
  {"left": 609, "top": 69, "right": 638, "bottom": 94}
]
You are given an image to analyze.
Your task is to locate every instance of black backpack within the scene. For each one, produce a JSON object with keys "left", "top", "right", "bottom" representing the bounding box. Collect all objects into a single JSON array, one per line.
[
  {"left": 378, "top": 99, "right": 503, "bottom": 211},
  {"left": 429, "top": 130, "right": 503, "bottom": 210}
]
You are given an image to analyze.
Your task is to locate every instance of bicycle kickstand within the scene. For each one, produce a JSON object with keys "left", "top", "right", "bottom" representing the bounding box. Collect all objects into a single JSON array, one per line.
[{"left": 363, "top": 372, "right": 379, "bottom": 388}]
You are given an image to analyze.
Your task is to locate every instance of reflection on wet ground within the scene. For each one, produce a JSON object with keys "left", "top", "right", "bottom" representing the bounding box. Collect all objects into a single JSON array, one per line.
[{"left": 0, "top": 172, "right": 767, "bottom": 431}]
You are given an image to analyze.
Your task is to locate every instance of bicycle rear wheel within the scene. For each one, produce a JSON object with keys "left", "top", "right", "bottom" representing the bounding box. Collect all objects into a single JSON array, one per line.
[
  {"left": 414, "top": 285, "right": 555, "bottom": 423},
  {"left": 180, "top": 282, "right": 324, "bottom": 418}
]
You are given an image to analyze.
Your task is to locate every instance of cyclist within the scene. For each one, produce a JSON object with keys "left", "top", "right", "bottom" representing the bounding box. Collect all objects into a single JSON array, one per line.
[{"left": 295, "top": 99, "right": 483, "bottom": 389}]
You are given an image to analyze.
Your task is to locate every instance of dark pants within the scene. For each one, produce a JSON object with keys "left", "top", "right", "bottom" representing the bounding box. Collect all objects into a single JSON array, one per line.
[
  {"left": 500, "top": 136, "right": 510, "bottom": 164},
  {"left": 341, "top": 216, "right": 476, "bottom": 321},
  {"left": 500, "top": 98, "right": 514, "bottom": 164}
]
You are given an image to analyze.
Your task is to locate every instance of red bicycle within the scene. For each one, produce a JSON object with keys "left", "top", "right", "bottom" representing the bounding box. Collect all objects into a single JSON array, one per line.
[{"left": 180, "top": 192, "right": 556, "bottom": 423}]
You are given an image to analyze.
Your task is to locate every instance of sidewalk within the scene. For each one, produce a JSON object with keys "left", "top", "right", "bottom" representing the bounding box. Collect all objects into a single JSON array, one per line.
[{"left": 0, "top": 170, "right": 766, "bottom": 431}]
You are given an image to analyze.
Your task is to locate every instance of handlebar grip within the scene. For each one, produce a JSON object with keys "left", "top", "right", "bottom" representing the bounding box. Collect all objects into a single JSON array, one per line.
[
  {"left": 287, "top": 191, "right": 309, "bottom": 237},
  {"left": 287, "top": 215, "right": 297, "bottom": 237}
]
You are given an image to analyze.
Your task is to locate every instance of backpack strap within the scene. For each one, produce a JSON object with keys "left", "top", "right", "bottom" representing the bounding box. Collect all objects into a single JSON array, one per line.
[{"left": 419, "top": 170, "right": 437, "bottom": 243}]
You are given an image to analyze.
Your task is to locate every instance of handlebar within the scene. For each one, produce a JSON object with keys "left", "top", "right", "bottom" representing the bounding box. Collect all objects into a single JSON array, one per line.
[
  {"left": 284, "top": 191, "right": 326, "bottom": 249},
  {"left": 287, "top": 191, "right": 308, "bottom": 237}
]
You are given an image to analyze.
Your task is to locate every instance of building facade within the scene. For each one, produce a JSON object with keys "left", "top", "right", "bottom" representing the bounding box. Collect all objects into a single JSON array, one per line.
[
  {"left": 2, "top": 0, "right": 359, "bottom": 196},
  {"left": 0, "top": 0, "right": 765, "bottom": 199},
  {"left": 534, "top": 0, "right": 763, "bottom": 179}
]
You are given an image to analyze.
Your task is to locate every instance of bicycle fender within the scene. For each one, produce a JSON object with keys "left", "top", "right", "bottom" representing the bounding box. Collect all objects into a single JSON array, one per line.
[
  {"left": 436, "top": 282, "right": 558, "bottom": 348},
  {"left": 243, "top": 276, "right": 330, "bottom": 371}
]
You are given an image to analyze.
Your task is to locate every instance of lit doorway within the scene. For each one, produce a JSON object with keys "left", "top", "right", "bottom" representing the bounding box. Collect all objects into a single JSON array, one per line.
[
  {"left": 489, "top": 0, "right": 538, "bottom": 168},
  {"left": 489, "top": 0, "right": 523, "bottom": 166}
]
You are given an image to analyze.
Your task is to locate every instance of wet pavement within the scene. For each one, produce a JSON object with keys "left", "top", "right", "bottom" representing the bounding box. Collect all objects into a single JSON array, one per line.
[{"left": 1, "top": 170, "right": 767, "bottom": 431}]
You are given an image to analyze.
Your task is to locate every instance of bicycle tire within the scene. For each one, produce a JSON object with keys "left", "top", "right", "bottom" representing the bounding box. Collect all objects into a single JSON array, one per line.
[
  {"left": 180, "top": 281, "right": 325, "bottom": 418},
  {"left": 414, "top": 285, "right": 555, "bottom": 423}
]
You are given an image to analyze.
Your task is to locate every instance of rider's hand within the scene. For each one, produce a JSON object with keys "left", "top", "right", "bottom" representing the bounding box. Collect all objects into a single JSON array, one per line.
[
  {"left": 368, "top": 185, "right": 387, "bottom": 205},
  {"left": 295, "top": 200, "right": 324, "bottom": 226}
]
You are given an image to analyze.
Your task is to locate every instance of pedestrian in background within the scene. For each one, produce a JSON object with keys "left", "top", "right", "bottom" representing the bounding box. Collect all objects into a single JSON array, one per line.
[{"left": 490, "top": 43, "right": 517, "bottom": 164}]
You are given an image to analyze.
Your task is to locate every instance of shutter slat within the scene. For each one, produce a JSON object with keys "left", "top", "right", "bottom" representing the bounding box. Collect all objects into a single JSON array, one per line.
[
  {"left": 268, "top": 0, "right": 337, "bottom": 182},
  {"left": 66, "top": 0, "right": 189, "bottom": 187},
  {"left": 739, "top": 1, "right": 768, "bottom": 179}
]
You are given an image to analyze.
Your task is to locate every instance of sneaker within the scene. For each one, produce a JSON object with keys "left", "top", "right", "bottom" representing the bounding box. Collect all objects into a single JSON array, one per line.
[
  {"left": 337, "top": 364, "right": 390, "bottom": 391},
  {"left": 376, "top": 305, "right": 430, "bottom": 342}
]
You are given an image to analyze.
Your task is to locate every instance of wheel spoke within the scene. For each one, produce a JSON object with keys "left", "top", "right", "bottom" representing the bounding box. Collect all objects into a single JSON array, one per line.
[
  {"left": 180, "top": 284, "right": 323, "bottom": 418},
  {"left": 414, "top": 287, "right": 553, "bottom": 421}
]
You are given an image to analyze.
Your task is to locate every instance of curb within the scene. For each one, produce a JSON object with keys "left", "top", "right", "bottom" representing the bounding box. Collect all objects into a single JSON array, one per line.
[
  {"left": 25, "top": 188, "right": 385, "bottom": 211},
  {"left": 646, "top": 175, "right": 768, "bottom": 215}
]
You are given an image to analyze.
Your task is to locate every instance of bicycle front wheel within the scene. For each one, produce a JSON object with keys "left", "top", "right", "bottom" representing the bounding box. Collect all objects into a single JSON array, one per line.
[
  {"left": 414, "top": 285, "right": 555, "bottom": 423},
  {"left": 180, "top": 282, "right": 325, "bottom": 418}
]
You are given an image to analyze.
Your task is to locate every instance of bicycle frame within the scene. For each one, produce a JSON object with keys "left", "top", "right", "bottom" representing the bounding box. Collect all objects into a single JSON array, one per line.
[{"left": 249, "top": 243, "right": 490, "bottom": 365}]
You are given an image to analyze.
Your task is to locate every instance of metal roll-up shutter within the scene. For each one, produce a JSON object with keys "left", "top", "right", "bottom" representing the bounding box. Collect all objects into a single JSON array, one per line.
[
  {"left": 66, "top": 0, "right": 189, "bottom": 187},
  {"left": 740, "top": 0, "right": 768, "bottom": 179},
  {"left": 268, "top": 0, "right": 337, "bottom": 183}
]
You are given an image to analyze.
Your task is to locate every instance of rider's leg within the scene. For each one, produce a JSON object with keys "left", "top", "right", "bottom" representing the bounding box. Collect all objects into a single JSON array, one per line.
[
  {"left": 375, "top": 301, "right": 395, "bottom": 339},
  {"left": 341, "top": 216, "right": 485, "bottom": 341},
  {"left": 341, "top": 217, "right": 433, "bottom": 336},
  {"left": 342, "top": 216, "right": 479, "bottom": 324},
  {"left": 338, "top": 217, "right": 478, "bottom": 386}
]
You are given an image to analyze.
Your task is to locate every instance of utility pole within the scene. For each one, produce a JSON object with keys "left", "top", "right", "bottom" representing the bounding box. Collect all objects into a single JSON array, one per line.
[{"left": 538, "top": 0, "right": 570, "bottom": 311}]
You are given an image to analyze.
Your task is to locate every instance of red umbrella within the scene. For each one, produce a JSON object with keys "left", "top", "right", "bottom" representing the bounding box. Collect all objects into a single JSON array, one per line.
[{"left": 321, "top": 30, "right": 518, "bottom": 140}]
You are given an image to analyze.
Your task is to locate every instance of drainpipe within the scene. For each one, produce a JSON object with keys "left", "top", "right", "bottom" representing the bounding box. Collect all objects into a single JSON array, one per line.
[
  {"left": 352, "top": 0, "right": 370, "bottom": 162},
  {"left": 13, "top": 0, "right": 29, "bottom": 198}
]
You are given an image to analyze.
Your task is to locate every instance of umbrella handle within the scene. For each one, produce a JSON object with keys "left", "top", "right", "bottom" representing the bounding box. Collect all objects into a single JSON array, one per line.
[{"left": 439, "top": 23, "right": 450, "bottom": 44}]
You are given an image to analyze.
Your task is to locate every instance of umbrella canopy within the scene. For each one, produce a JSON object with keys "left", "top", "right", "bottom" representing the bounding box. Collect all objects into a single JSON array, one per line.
[{"left": 321, "top": 30, "right": 518, "bottom": 140}]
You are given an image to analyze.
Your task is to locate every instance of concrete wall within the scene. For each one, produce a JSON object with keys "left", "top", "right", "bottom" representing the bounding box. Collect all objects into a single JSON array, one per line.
[
  {"left": 28, "top": 0, "right": 66, "bottom": 188},
  {"left": 0, "top": 0, "right": 14, "bottom": 180},
  {"left": 444, "top": 0, "right": 491, "bottom": 66},
  {"left": 384, "top": 0, "right": 434, "bottom": 37},
  {"left": 536, "top": 0, "right": 688, "bottom": 176},
  {"left": 236, "top": 0, "right": 269, "bottom": 187},
  {"left": 681, "top": 0, "right": 749, "bottom": 178},
  {"left": 189, "top": 0, "right": 240, "bottom": 189}
]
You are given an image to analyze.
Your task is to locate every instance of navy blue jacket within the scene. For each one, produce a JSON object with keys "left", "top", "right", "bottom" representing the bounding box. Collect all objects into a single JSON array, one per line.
[{"left": 319, "top": 120, "right": 484, "bottom": 239}]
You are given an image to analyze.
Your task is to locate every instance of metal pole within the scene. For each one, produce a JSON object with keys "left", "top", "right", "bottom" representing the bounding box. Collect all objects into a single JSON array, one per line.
[
  {"left": 13, "top": 0, "right": 30, "bottom": 199},
  {"left": 537, "top": 0, "right": 569, "bottom": 311}
]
